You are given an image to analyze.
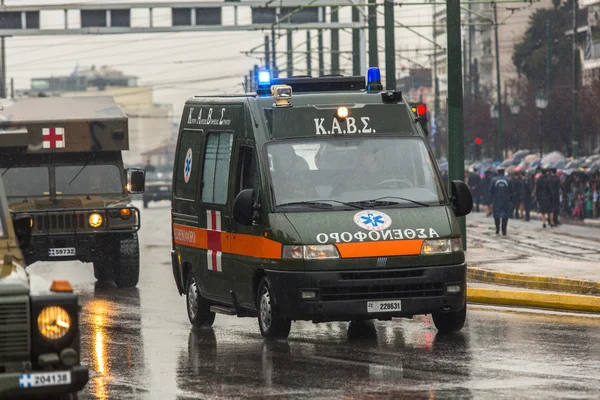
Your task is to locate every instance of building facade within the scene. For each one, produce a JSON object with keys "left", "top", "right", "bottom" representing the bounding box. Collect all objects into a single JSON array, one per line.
[{"left": 583, "top": 0, "right": 600, "bottom": 85}]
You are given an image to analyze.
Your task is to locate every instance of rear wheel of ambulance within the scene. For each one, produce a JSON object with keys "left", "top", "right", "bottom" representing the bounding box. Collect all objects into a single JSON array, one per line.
[
  {"left": 114, "top": 233, "right": 140, "bottom": 288},
  {"left": 257, "top": 276, "right": 291, "bottom": 340},
  {"left": 432, "top": 306, "right": 466, "bottom": 334},
  {"left": 186, "top": 270, "right": 215, "bottom": 328}
]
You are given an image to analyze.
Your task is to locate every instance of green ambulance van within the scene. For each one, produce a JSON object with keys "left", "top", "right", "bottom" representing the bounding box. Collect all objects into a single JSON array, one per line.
[{"left": 170, "top": 68, "right": 473, "bottom": 339}]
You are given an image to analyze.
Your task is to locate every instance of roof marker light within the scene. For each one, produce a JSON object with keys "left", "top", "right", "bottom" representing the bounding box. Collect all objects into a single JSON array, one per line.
[{"left": 366, "top": 67, "right": 383, "bottom": 92}]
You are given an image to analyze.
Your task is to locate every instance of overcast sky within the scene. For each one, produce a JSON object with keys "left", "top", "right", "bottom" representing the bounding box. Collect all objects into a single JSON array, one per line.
[{"left": 4, "top": 0, "right": 434, "bottom": 119}]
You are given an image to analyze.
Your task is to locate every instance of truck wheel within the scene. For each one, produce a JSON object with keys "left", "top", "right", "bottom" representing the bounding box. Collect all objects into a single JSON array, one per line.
[
  {"left": 432, "top": 306, "right": 466, "bottom": 334},
  {"left": 114, "top": 233, "right": 140, "bottom": 288},
  {"left": 186, "top": 270, "right": 215, "bottom": 328},
  {"left": 92, "top": 258, "right": 114, "bottom": 282},
  {"left": 257, "top": 276, "right": 291, "bottom": 340},
  {"left": 143, "top": 198, "right": 149, "bottom": 208}
]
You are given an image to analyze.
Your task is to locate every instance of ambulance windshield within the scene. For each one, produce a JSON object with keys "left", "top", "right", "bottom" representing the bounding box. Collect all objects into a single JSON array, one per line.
[
  {"left": 267, "top": 137, "right": 445, "bottom": 208},
  {"left": 56, "top": 165, "right": 124, "bottom": 195},
  {"left": 0, "top": 167, "right": 49, "bottom": 197}
]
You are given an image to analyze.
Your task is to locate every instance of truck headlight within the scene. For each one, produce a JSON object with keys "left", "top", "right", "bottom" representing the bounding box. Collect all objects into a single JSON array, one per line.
[
  {"left": 89, "top": 213, "right": 103, "bottom": 228},
  {"left": 421, "top": 238, "right": 462, "bottom": 255},
  {"left": 282, "top": 245, "right": 340, "bottom": 259},
  {"left": 37, "top": 306, "right": 72, "bottom": 341}
]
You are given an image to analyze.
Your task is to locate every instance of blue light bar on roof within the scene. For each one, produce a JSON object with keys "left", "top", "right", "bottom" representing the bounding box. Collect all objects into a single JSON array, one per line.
[
  {"left": 366, "top": 67, "right": 383, "bottom": 92},
  {"left": 258, "top": 69, "right": 271, "bottom": 86}
]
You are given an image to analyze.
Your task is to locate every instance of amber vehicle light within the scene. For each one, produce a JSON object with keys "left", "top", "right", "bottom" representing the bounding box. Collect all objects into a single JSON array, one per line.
[
  {"left": 120, "top": 208, "right": 132, "bottom": 219},
  {"left": 37, "top": 306, "right": 72, "bottom": 341},
  {"left": 88, "top": 213, "right": 103, "bottom": 228}
]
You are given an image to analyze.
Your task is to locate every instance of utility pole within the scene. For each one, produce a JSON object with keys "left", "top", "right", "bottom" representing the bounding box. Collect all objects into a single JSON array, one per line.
[
  {"left": 0, "top": 0, "right": 5, "bottom": 98},
  {"left": 264, "top": 35, "right": 270, "bottom": 70},
  {"left": 433, "top": 1, "right": 441, "bottom": 159},
  {"left": 493, "top": 1, "right": 503, "bottom": 161},
  {"left": 318, "top": 29, "right": 324, "bottom": 76},
  {"left": 446, "top": 0, "right": 467, "bottom": 246},
  {"left": 463, "top": 38, "right": 468, "bottom": 94},
  {"left": 384, "top": 0, "right": 396, "bottom": 89},
  {"left": 368, "top": 0, "right": 378, "bottom": 68},
  {"left": 467, "top": 0, "right": 473, "bottom": 101},
  {"left": 331, "top": 6, "right": 340, "bottom": 74},
  {"left": 271, "top": 27, "right": 277, "bottom": 78},
  {"left": 287, "top": 31, "right": 293, "bottom": 77},
  {"left": 306, "top": 31, "right": 312, "bottom": 77},
  {"left": 546, "top": 16, "right": 553, "bottom": 91},
  {"left": 352, "top": 6, "right": 361, "bottom": 75},
  {"left": 572, "top": 0, "right": 579, "bottom": 158}
]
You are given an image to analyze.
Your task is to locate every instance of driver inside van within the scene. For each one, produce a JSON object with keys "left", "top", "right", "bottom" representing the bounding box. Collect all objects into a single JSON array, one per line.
[
  {"left": 271, "top": 144, "right": 316, "bottom": 201},
  {"left": 331, "top": 146, "right": 391, "bottom": 196}
]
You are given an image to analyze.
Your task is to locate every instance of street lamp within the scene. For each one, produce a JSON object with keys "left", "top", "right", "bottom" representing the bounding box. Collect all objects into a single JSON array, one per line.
[
  {"left": 490, "top": 104, "right": 500, "bottom": 160},
  {"left": 510, "top": 98, "right": 521, "bottom": 152},
  {"left": 535, "top": 91, "right": 548, "bottom": 157}
]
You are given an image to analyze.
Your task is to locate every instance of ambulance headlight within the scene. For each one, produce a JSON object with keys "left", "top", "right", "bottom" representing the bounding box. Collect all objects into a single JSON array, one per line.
[
  {"left": 420, "top": 238, "right": 462, "bottom": 255},
  {"left": 283, "top": 245, "right": 340, "bottom": 260},
  {"left": 88, "top": 213, "right": 103, "bottom": 228},
  {"left": 336, "top": 106, "right": 349, "bottom": 119}
]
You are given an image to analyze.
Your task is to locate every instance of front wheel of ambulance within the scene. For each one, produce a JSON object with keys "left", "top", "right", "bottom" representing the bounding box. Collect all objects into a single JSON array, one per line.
[
  {"left": 257, "top": 276, "right": 292, "bottom": 340},
  {"left": 432, "top": 306, "right": 467, "bottom": 334},
  {"left": 186, "top": 270, "right": 216, "bottom": 328},
  {"left": 114, "top": 233, "right": 140, "bottom": 288}
]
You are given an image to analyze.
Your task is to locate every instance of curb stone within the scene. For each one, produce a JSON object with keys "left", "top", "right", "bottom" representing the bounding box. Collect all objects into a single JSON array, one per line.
[
  {"left": 467, "top": 267, "right": 600, "bottom": 296},
  {"left": 467, "top": 287, "right": 600, "bottom": 313}
]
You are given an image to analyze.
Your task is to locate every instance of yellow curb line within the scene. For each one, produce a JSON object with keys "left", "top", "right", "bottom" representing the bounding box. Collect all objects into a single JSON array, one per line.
[
  {"left": 467, "top": 287, "right": 600, "bottom": 313},
  {"left": 467, "top": 267, "right": 600, "bottom": 295}
]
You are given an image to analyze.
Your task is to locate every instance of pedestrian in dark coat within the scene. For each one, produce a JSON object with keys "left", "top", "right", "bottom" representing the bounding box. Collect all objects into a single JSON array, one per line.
[
  {"left": 535, "top": 168, "right": 553, "bottom": 228},
  {"left": 489, "top": 168, "right": 513, "bottom": 235},
  {"left": 548, "top": 168, "right": 561, "bottom": 226},
  {"left": 469, "top": 168, "right": 481, "bottom": 212},
  {"left": 523, "top": 174, "right": 533, "bottom": 221},
  {"left": 481, "top": 170, "right": 493, "bottom": 216},
  {"left": 511, "top": 172, "right": 524, "bottom": 219}
]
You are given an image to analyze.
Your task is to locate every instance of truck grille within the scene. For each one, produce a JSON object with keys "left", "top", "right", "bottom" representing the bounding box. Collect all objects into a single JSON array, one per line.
[
  {"left": 320, "top": 282, "right": 444, "bottom": 302},
  {"left": 36, "top": 214, "right": 86, "bottom": 231},
  {"left": 0, "top": 297, "right": 31, "bottom": 360}
]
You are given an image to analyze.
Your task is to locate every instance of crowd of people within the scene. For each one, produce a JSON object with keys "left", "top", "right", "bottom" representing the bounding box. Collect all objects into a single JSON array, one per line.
[{"left": 466, "top": 166, "right": 600, "bottom": 234}]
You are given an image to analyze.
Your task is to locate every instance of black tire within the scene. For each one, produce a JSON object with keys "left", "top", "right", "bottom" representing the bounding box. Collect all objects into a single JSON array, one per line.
[
  {"left": 257, "top": 276, "right": 291, "bottom": 340},
  {"left": 92, "top": 258, "right": 114, "bottom": 282},
  {"left": 185, "top": 270, "right": 215, "bottom": 328},
  {"left": 432, "top": 306, "right": 467, "bottom": 334},
  {"left": 143, "top": 198, "right": 149, "bottom": 208},
  {"left": 114, "top": 233, "right": 140, "bottom": 288}
]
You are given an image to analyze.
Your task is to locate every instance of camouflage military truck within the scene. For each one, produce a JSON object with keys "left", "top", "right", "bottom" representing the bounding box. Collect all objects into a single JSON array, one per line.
[
  {"left": 0, "top": 96, "right": 145, "bottom": 288},
  {"left": 0, "top": 176, "right": 89, "bottom": 399}
]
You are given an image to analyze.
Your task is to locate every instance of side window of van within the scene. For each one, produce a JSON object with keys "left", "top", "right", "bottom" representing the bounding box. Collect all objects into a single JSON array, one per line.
[
  {"left": 236, "top": 146, "right": 260, "bottom": 196},
  {"left": 201, "top": 132, "right": 234, "bottom": 204},
  {"left": 174, "top": 130, "right": 202, "bottom": 200}
]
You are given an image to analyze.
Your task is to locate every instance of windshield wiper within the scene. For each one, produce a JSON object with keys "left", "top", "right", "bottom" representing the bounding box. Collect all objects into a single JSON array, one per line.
[
  {"left": 350, "top": 196, "right": 430, "bottom": 208},
  {"left": 68, "top": 163, "right": 88, "bottom": 185},
  {"left": 278, "top": 199, "right": 365, "bottom": 210},
  {"left": 277, "top": 201, "right": 334, "bottom": 209},
  {"left": 1, "top": 167, "right": 10, "bottom": 177}
]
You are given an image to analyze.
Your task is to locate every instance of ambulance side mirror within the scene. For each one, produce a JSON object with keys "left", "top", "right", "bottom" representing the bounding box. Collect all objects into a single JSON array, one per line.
[
  {"left": 451, "top": 180, "right": 473, "bottom": 217},
  {"left": 130, "top": 169, "right": 146, "bottom": 194},
  {"left": 233, "top": 189, "right": 257, "bottom": 226}
]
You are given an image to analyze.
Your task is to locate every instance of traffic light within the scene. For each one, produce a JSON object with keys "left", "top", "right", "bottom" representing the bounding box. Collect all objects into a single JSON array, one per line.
[
  {"left": 474, "top": 137, "right": 482, "bottom": 159},
  {"left": 410, "top": 102, "right": 428, "bottom": 135},
  {"left": 475, "top": 137, "right": 482, "bottom": 145}
]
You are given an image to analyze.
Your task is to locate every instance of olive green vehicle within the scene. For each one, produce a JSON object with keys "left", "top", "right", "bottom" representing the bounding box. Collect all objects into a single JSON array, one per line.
[
  {"left": 0, "top": 176, "right": 89, "bottom": 399},
  {"left": 170, "top": 70, "right": 473, "bottom": 339},
  {"left": 0, "top": 96, "right": 145, "bottom": 288}
]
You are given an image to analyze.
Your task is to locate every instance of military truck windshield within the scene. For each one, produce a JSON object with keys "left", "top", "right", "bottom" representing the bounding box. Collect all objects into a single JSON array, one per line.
[
  {"left": 0, "top": 167, "right": 50, "bottom": 197},
  {"left": 267, "top": 137, "right": 445, "bottom": 208},
  {"left": 56, "top": 165, "right": 124, "bottom": 195}
]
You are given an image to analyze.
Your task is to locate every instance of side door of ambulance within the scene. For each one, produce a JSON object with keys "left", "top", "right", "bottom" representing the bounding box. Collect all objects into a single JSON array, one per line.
[
  {"left": 228, "top": 140, "right": 264, "bottom": 309},
  {"left": 198, "top": 128, "right": 236, "bottom": 304}
]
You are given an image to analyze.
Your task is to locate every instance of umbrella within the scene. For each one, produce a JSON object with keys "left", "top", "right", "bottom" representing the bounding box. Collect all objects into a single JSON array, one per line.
[
  {"left": 524, "top": 154, "right": 539, "bottom": 163},
  {"left": 512, "top": 150, "right": 531, "bottom": 161},
  {"left": 541, "top": 151, "right": 565, "bottom": 165},
  {"left": 587, "top": 162, "right": 600, "bottom": 174}
]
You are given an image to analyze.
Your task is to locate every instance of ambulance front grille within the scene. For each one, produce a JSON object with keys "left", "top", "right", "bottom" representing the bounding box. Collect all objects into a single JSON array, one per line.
[
  {"left": 320, "top": 282, "right": 444, "bottom": 302},
  {"left": 0, "top": 297, "right": 31, "bottom": 360}
]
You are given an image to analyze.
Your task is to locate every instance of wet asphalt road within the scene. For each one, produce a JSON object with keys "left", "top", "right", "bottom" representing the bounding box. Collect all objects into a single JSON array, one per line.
[{"left": 28, "top": 201, "right": 600, "bottom": 399}]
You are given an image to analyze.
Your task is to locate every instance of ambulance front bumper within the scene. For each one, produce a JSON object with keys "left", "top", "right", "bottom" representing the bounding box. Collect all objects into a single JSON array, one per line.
[{"left": 266, "top": 264, "right": 466, "bottom": 322}]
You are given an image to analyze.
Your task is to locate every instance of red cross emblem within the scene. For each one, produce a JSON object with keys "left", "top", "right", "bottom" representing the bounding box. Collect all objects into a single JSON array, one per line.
[
  {"left": 206, "top": 210, "right": 222, "bottom": 272},
  {"left": 42, "top": 127, "right": 65, "bottom": 149}
]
